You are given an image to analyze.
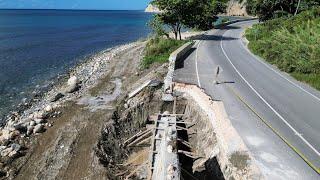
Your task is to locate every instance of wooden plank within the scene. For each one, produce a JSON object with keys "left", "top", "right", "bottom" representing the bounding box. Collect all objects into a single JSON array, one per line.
[
  {"left": 124, "top": 128, "right": 152, "bottom": 146},
  {"left": 137, "top": 136, "right": 152, "bottom": 146},
  {"left": 127, "top": 131, "right": 153, "bottom": 147},
  {"left": 125, "top": 162, "right": 147, "bottom": 180},
  {"left": 128, "top": 80, "right": 152, "bottom": 98}
]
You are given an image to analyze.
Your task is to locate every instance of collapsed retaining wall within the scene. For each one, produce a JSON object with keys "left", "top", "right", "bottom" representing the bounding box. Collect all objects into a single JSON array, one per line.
[{"left": 174, "top": 83, "right": 263, "bottom": 180}]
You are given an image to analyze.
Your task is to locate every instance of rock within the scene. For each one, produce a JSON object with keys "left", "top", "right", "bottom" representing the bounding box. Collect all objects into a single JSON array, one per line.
[
  {"left": 33, "top": 124, "right": 44, "bottom": 133},
  {"left": 0, "top": 146, "right": 6, "bottom": 151},
  {"left": 64, "top": 76, "right": 79, "bottom": 93},
  {"left": 1, "top": 147, "right": 13, "bottom": 157},
  {"left": 27, "top": 126, "right": 34, "bottom": 135},
  {"left": 44, "top": 105, "right": 53, "bottom": 113},
  {"left": 6, "top": 120, "right": 15, "bottom": 128},
  {"left": 0, "top": 137, "right": 9, "bottom": 146},
  {"left": 13, "top": 123, "right": 27, "bottom": 133},
  {"left": 163, "top": 111, "right": 170, "bottom": 116},
  {"left": 28, "top": 114, "right": 34, "bottom": 119},
  {"left": 149, "top": 80, "right": 162, "bottom": 87},
  {"left": 10, "top": 143, "right": 21, "bottom": 152},
  {"left": 50, "top": 93, "right": 64, "bottom": 102},
  {"left": 1, "top": 146, "right": 19, "bottom": 158},
  {"left": 167, "top": 164, "right": 176, "bottom": 175},
  {"left": 8, "top": 150, "right": 18, "bottom": 158},
  {"left": 145, "top": 4, "right": 162, "bottom": 13},
  {"left": 167, "top": 145, "right": 173, "bottom": 153},
  {"left": 124, "top": 103, "right": 129, "bottom": 109},
  {"left": 34, "top": 111, "right": 46, "bottom": 119},
  {"left": 30, "top": 121, "right": 36, "bottom": 126},
  {"left": 0, "top": 130, "right": 11, "bottom": 141},
  {"left": 21, "top": 98, "right": 27, "bottom": 103},
  {"left": 34, "top": 118, "right": 45, "bottom": 124},
  {"left": 9, "top": 131, "right": 20, "bottom": 140}
]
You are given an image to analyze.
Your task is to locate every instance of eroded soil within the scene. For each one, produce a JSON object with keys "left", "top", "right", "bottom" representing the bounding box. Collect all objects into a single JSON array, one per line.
[{"left": 11, "top": 42, "right": 156, "bottom": 180}]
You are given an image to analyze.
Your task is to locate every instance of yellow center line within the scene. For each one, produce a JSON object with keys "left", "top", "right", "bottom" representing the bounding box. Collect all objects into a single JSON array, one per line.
[{"left": 225, "top": 84, "right": 320, "bottom": 175}]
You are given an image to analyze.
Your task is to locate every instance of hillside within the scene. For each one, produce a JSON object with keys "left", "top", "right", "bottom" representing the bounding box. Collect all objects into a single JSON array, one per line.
[
  {"left": 226, "top": 0, "right": 248, "bottom": 16},
  {"left": 246, "top": 7, "right": 320, "bottom": 89},
  {"left": 146, "top": 1, "right": 250, "bottom": 16}
]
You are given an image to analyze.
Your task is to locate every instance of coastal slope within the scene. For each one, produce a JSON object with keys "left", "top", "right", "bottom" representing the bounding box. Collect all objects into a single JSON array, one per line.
[{"left": 5, "top": 42, "right": 148, "bottom": 179}]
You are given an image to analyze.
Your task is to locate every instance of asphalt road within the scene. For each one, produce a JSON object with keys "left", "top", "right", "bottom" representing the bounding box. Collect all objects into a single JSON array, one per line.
[{"left": 174, "top": 20, "right": 320, "bottom": 179}]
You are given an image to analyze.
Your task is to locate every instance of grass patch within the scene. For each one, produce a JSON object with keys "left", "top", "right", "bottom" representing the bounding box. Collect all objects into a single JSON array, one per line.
[
  {"left": 142, "top": 37, "right": 188, "bottom": 69},
  {"left": 291, "top": 73, "right": 320, "bottom": 90},
  {"left": 246, "top": 7, "right": 320, "bottom": 90}
]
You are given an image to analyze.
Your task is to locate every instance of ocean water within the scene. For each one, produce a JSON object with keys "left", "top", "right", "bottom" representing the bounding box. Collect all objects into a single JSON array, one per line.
[{"left": 0, "top": 9, "right": 153, "bottom": 120}]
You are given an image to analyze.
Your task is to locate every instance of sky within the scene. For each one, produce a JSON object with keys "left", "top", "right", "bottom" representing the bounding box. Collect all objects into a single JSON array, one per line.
[{"left": 0, "top": 0, "right": 152, "bottom": 10}]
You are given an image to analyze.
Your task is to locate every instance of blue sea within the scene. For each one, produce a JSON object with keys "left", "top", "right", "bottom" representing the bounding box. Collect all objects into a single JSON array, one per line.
[{"left": 0, "top": 9, "right": 153, "bottom": 120}]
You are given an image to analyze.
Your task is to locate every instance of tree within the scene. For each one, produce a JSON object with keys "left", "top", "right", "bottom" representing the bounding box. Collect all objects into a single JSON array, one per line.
[
  {"left": 246, "top": 0, "right": 319, "bottom": 21},
  {"left": 185, "top": 0, "right": 228, "bottom": 30},
  {"left": 151, "top": 0, "right": 188, "bottom": 40},
  {"left": 295, "top": 0, "right": 302, "bottom": 15},
  {"left": 148, "top": 15, "right": 170, "bottom": 38},
  {"left": 151, "top": 0, "right": 228, "bottom": 40}
]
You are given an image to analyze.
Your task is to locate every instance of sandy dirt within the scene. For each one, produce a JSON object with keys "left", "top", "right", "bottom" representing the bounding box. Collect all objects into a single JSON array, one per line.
[{"left": 13, "top": 42, "right": 146, "bottom": 180}]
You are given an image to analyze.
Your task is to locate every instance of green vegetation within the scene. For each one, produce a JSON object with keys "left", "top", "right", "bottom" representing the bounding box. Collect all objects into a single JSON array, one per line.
[
  {"left": 246, "top": 7, "right": 320, "bottom": 90},
  {"left": 144, "top": 0, "right": 229, "bottom": 68},
  {"left": 151, "top": 0, "right": 228, "bottom": 39},
  {"left": 221, "top": 17, "right": 230, "bottom": 23},
  {"left": 141, "top": 37, "right": 188, "bottom": 69},
  {"left": 245, "top": 0, "right": 319, "bottom": 21},
  {"left": 292, "top": 73, "right": 320, "bottom": 90}
]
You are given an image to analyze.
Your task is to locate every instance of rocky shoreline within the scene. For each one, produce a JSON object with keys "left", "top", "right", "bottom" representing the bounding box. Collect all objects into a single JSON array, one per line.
[{"left": 0, "top": 41, "right": 144, "bottom": 178}]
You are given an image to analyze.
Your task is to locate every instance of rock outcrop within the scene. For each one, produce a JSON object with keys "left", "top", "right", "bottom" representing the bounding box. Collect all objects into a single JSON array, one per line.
[
  {"left": 145, "top": 4, "right": 161, "bottom": 13},
  {"left": 226, "top": 0, "right": 248, "bottom": 16}
]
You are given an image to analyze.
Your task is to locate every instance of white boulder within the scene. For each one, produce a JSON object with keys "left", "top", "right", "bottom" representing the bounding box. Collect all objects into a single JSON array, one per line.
[
  {"left": 1, "top": 147, "right": 13, "bottom": 157},
  {"left": 68, "top": 76, "right": 78, "bottom": 86},
  {"left": 34, "top": 118, "right": 44, "bottom": 124},
  {"left": 27, "top": 126, "right": 34, "bottom": 135},
  {"left": 30, "top": 121, "right": 36, "bottom": 126},
  {"left": 64, "top": 76, "right": 79, "bottom": 93},
  {"left": 34, "top": 111, "right": 46, "bottom": 119},
  {"left": 33, "top": 124, "right": 44, "bottom": 133},
  {"left": 44, "top": 105, "right": 53, "bottom": 113}
]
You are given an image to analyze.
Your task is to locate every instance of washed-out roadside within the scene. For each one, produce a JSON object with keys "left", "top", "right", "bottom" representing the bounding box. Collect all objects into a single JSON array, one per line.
[{"left": 0, "top": 30, "right": 262, "bottom": 179}]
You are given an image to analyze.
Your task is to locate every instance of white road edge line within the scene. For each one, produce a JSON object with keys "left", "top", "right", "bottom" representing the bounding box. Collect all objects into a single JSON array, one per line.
[
  {"left": 220, "top": 30, "right": 320, "bottom": 157},
  {"left": 239, "top": 39, "right": 320, "bottom": 102},
  {"left": 195, "top": 40, "right": 202, "bottom": 88}
]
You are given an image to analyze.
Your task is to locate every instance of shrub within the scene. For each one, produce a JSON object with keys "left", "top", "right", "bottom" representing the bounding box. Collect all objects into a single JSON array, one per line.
[
  {"left": 246, "top": 7, "right": 320, "bottom": 89},
  {"left": 141, "top": 37, "right": 188, "bottom": 69}
]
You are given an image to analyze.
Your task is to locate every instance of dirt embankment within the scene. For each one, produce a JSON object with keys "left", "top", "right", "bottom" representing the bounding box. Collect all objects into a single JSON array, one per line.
[{"left": 0, "top": 41, "right": 170, "bottom": 180}]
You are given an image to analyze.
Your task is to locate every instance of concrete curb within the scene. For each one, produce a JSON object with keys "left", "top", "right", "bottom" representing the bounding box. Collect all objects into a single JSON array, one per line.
[
  {"left": 163, "top": 41, "right": 195, "bottom": 101},
  {"left": 174, "top": 83, "right": 264, "bottom": 180}
]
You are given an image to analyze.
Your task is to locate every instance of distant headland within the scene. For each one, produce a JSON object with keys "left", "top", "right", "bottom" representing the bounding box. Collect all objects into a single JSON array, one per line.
[{"left": 145, "top": 4, "right": 161, "bottom": 13}]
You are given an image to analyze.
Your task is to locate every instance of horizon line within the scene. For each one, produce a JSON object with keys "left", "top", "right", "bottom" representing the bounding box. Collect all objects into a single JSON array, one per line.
[{"left": 0, "top": 8, "right": 146, "bottom": 11}]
